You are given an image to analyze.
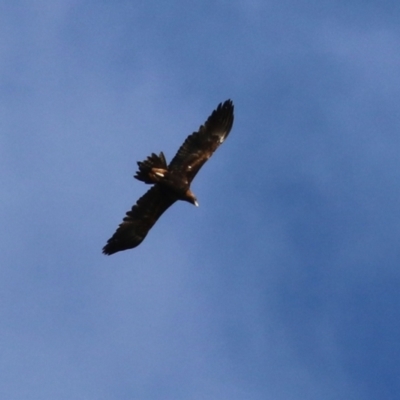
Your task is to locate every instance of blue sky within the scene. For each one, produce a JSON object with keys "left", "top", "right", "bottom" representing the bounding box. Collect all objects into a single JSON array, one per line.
[{"left": 2, "top": 1, "right": 400, "bottom": 399}]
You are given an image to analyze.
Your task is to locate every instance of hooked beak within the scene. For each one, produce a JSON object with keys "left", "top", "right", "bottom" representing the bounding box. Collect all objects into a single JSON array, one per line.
[{"left": 186, "top": 189, "right": 198, "bottom": 207}]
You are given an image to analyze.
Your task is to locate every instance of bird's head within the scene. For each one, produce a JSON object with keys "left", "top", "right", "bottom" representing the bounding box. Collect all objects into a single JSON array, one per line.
[{"left": 185, "top": 189, "right": 199, "bottom": 207}]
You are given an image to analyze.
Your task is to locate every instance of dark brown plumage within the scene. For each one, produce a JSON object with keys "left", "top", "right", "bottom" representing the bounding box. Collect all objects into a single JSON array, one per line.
[{"left": 102, "top": 99, "right": 234, "bottom": 255}]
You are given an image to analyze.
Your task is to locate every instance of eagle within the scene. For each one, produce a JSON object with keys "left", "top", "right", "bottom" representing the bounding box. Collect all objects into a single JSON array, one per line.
[{"left": 102, "top": 99, "right": 234, "bottom": 255}]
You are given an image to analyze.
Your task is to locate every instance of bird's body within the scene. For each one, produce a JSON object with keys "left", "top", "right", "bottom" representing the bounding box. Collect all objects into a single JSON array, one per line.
[{"left": 103, "top": 100, "right": 234, "bottom": 255}]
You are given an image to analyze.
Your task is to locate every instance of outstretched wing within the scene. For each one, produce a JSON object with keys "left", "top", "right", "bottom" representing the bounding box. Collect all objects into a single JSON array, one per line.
[
  {"left": 168, "top": 100, "right": 234, "bottom": 182},
  {"left": 102, "top": 185, "right": 176, "bottom": 255}
]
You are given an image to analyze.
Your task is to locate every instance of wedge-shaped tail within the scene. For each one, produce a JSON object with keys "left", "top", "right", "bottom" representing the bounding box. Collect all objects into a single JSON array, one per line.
[{"left": 134, "top": 152, "right": 168, "bottom": 184}]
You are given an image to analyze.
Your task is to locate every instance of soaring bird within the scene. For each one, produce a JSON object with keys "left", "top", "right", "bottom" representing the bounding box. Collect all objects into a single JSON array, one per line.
[{"left": 103, "top": 100, "right": 234, "bottom": 255}]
